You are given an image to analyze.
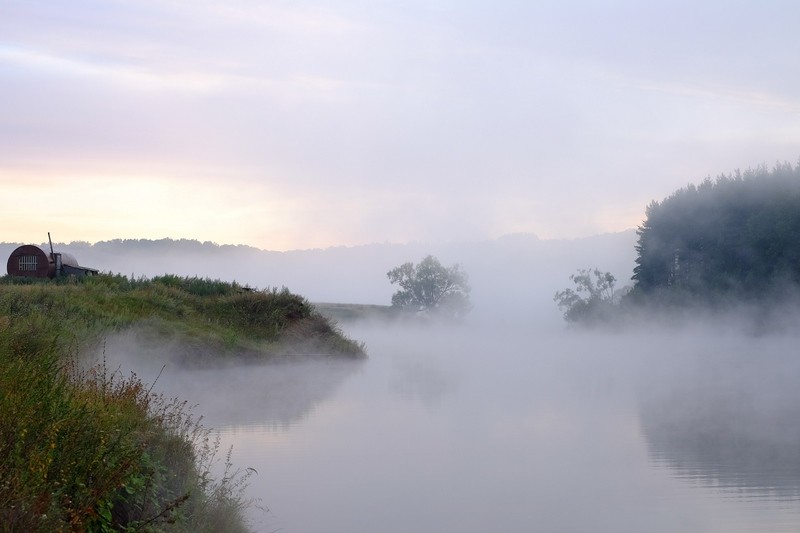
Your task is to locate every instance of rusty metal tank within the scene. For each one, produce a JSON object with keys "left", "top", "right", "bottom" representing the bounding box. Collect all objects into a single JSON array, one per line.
[{"left": 6, "top": 245, "right": 79, "bottom": 279}]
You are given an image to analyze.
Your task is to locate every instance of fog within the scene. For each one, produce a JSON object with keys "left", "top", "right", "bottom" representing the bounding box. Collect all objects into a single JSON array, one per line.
[
  {"left": 5, "top": 0, "right": 800, "bottom": 527},
  {"left": 86, "top": 316, "right": 800, "bottom": 532},
  {"left": 7, "top": 233, "right": 800, "bottom": 531}
]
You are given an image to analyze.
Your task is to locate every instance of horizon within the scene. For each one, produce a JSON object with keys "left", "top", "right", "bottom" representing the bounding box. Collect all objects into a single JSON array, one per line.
[{"left": 2, "top": 227, "right": 639, "bottom": 253}]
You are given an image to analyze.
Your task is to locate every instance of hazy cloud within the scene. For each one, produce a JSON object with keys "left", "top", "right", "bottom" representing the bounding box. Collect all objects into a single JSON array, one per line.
[{"left": 2, "top": 0, "right": 799, "bottom": 249}]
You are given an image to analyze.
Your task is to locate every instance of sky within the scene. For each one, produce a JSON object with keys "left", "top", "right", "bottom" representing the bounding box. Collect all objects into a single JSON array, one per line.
[{"left": 1, "top": 0, "right": 799, "bottom": 251}]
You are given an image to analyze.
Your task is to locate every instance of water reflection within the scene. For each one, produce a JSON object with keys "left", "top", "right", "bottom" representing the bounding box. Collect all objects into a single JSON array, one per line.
[
  {"left": 389, "top": 352, "right": 455, "bottom": 408},
  {"left": 94, "top": 330, "right": 364, "bottom": 430},
  {"left": 96, "top": 326, "right": 800, "bottom": 532},
  {"left": 163, "top": 359, "right": 365, "bottom": 430},
  {"left": 638, "top": 346, "right": 800, "bottom": 502}
]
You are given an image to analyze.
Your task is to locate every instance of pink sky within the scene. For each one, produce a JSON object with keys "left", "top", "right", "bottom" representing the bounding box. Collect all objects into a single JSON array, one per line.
[{"left": 2, "top": 1, "right": 799, "bottom": 250}]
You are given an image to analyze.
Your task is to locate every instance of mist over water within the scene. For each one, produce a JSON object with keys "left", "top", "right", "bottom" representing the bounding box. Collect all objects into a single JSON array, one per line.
[
  {"left": 94, "top": 317, "right": 800, "bottom": 533},
  {"left": 43, "top": 232, "right": 798, "bottom": 532}
]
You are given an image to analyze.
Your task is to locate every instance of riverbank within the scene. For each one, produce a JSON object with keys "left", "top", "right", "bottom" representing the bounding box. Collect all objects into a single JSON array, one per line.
[{"left": 0, "top": 273, "right": 365, "bottom": 531}]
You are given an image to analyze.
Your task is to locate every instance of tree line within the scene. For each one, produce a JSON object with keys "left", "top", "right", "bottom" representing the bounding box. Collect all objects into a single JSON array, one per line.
[{"left": 556, "top": 161, "right": 800, "bottom": 323}]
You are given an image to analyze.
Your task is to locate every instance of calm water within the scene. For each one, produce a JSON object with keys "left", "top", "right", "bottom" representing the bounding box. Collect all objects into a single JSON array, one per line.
[{"left": 126, "top": 323, "right": 800, "bottom": 533}]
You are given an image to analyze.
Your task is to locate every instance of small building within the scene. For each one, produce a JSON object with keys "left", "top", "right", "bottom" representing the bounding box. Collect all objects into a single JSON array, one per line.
[{"left": 6, "top": 244, "right": 98, "bottom": 279}]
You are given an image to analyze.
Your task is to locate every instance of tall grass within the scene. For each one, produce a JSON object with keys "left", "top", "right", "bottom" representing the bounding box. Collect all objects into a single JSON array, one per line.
[
  {"left": 0, "top": 273, "right": 366, "bottom": 531},
  {"left": 0, "top": 316, "right": 254, "bottom": 532},
  {"left": 0, "top": 274, "right": 366, "bottom": 361}
]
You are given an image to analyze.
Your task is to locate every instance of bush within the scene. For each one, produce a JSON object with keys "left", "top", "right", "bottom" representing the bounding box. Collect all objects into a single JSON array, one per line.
[{"left": 554, "top": 268, "right": 619, "bottom": 325}]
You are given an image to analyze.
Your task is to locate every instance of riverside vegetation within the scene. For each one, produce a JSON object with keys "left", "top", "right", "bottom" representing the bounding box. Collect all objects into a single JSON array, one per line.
[
  {"left": 555, "top": 161, "right": 800, "bottom": 327},
  {"left": 0, "top": 273, "right": 365, "bottom": 532}
]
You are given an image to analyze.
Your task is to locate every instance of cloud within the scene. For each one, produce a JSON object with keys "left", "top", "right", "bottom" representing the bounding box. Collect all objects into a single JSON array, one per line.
[
  {"left": 0, "top": 45, "right": 224, "bottom": 92},
  {"left": 1, "top": 1, "right": 799, "bottom": 249}
]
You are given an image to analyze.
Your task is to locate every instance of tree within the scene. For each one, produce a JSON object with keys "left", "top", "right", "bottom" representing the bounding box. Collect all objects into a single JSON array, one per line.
[
  {"left": 386, "top": 255, "right": 471, "bottom": 319},
  {"left": 554, "top": 268, "right": 618, "bottom": 324}
]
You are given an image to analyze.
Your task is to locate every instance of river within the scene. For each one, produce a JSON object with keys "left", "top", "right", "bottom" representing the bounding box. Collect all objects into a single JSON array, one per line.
[{"left": 114, "top": 321, "right": 800, "bottom": 533}]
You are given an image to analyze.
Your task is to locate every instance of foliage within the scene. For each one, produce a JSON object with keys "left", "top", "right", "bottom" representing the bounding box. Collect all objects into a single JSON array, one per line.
[
  {"left": 0, "top": 319, "right": 254, "bottom": 532},
  {"left": 554, "top": 268, "right": 618, "bottom": 324},
  {"left": 631, "top": 162, "right": 800, "bottom": 304},
  {"left": 386, "top": 255, "right": 471, "bottom": 319}
]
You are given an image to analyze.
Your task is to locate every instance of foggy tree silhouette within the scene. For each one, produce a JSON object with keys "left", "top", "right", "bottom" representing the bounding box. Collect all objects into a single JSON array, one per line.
[
  {"left": 554, "top": 268, "right": 618, "bottom": 323},
  {"left": 386, "top": 255, "right": 471, "bottom": 319}
]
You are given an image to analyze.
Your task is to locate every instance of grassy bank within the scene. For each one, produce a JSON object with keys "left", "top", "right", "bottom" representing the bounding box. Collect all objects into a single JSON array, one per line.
[
  {"left": 0, "top": 274, "right": 365, "bottom": 531},
  {"left": 1, "top": 273, "right": 365, "bottom": 362}
]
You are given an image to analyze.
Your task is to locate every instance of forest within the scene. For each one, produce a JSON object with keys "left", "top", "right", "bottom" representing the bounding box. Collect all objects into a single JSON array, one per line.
[
  {"left": 557, "top": 161, "right": 800, "bottom": 324},
  {"left": 631, "top": 162, "right": 800, "bottom": 304}
]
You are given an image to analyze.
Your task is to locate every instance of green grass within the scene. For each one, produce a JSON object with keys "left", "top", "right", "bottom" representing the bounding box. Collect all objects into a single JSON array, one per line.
[
  {"left": 0, "top": 273, "right": 365, "bottom": 531},
  {"left": 0, "top": 319, "right": 254, "bottom": 532},
  {"left": 0, "top": 273, "right": 365, "bottom": 362}
]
